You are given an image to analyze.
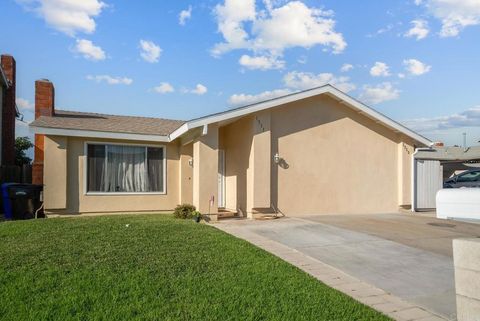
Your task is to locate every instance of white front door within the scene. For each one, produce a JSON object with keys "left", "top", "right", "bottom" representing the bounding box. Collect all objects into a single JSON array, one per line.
[{"left": 218, "top": 149, "right": 226, "bottom": 208}]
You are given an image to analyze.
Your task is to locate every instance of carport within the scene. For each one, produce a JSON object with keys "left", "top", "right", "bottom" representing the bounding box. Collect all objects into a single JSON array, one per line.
[{"left": 412, "top": 146, "right": 480, "bottom": 211}]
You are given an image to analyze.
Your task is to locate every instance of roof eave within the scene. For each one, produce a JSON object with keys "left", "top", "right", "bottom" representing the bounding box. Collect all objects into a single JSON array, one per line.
[{"left": 30, "top": 125, "right": 170, "bottom": 143}]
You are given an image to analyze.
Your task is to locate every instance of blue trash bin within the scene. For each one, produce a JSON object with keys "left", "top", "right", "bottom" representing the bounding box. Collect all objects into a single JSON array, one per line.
[
  {"left": 1, "top": 183, "right": 44, "bottom": 220},
  {"left": 1, "top": 183, "right": 16, "bottom": 220}
]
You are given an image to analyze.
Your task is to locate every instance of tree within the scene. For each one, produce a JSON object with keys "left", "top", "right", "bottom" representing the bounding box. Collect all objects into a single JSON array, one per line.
[{"left": 14, "top": 136, "right": 34, "bottom": 166}]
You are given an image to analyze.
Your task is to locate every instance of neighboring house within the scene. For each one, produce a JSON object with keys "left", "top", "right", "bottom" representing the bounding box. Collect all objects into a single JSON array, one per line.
[
  {"left": 29, "top": 80, "right": 432, "bottom": 218},
  {"left": 413, "top": 146, "right": 480, "bottom": 211},
  {"left": 0, "top": 54, "right": 17, "bottom": 166}
]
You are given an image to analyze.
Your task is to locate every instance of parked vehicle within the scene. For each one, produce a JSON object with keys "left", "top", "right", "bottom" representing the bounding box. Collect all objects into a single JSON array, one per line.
[{"left": 443, "top": 169, "right": 480, "bottom": 188}]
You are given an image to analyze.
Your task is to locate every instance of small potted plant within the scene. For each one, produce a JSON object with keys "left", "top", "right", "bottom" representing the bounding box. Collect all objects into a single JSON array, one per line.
[{"left": 192, "top": 210, "right": 202, "bottom": 223}]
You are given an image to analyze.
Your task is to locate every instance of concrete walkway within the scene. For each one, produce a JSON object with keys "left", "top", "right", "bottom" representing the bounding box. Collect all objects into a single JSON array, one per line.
[{"left": 213, "top": 217, "right": 454, "bottom": 321}]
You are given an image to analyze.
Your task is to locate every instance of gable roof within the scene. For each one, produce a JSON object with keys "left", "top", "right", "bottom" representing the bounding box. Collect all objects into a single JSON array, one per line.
[
  {"left": 170, "top": 85, "right": 433, "bottom": 146},
  {"left": 30, "top": 84, "right": 432, "bottom": 146}
]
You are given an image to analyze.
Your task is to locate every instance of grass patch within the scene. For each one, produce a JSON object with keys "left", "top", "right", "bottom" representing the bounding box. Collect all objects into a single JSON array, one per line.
[{"left": 0, "top": 215, "right": 390, "bottom": 320}]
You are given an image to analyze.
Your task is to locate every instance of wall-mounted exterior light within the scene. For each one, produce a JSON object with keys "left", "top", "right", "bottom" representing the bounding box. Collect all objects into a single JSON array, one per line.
[
  {"left": 188, "top": 158, "right": 194, "bottom": 167},
  {"left": 274, "top": 153, "right": 281, "bottom": 164}
]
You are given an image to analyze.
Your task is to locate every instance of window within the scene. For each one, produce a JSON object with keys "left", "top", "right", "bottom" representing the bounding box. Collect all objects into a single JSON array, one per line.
[
  {"left": 87, "top": 143, "right": 165, "bottom": 193},
  {"left": 457, "top": 171, "right": 480, "bottom": 183}
]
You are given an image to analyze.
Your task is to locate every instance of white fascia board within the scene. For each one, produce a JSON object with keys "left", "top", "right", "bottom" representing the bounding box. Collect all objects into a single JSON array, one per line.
[
  {"left": 169, "top": 86, "right": 331, "bottom": 140},
  {"left": 189, "top": 86, "right": 330, "bottom": 129},
  {"left": 30, "top": 126, "right": 170, "bottom": 142},
  {"left": 325, "top": 87, "right": 433, "bottom": 147},
  {"left": 169, "top": 85, "right": 433, "bottom": 147},
  {"left": 169, "top": 123, "right": 189, "bottom": 141}
]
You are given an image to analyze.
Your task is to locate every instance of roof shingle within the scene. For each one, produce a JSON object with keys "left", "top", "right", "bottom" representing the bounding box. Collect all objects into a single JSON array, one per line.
[{"left": 30, "top": 110, "right": 185, "bottom": 136}]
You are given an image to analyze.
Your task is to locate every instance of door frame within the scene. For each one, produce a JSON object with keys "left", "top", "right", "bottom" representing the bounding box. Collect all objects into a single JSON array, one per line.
[{"left": 218, "top": 149, "right": 226, "bottom": 209}]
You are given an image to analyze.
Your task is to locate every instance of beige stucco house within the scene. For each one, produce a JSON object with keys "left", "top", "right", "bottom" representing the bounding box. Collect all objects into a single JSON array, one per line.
[{"left": 29, "top": 80, "right": 432, "bottom": 219}]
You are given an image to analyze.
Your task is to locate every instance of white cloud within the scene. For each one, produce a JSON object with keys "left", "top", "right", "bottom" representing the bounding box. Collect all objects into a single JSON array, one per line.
[
  {"left": 359, "top": 82, "right": 400, "bottom": 104},
  {"left": 139, "top": 40, "right": 161, "bottom": 63},
  {"left": 17, "top": 0, "right": 106, "bottom": 36},
  {"left": 179, "top": 6, "right": 192, "bottom": 25},
  {"left": 228, "top": 69, "right": 355, "bottom": 106},
  {"left": 229, "top": 88, "right": 291, "bottom": 106},
  {"left": 73, "top": 39, "right": 106, "bottom": 61},
  {"left": 367, "top": 24, "right": 394, "bottom": 38},
  {"left": 404, "top": 19, "right": 429, "bottom": 40},
  {"left": 252, "top": 2, "right": 346, "bottom": 53},
  {"left": 189, "top": 84, "right": 208, "bottom": 95},
  {"left": 340, "top": 63, "right": 353, "bottom": 72},
  {"left": 283, "top": 71, "right": 356, "bottom": 92},
  {"left": 239, "top": 54, "right": 285, "bottom": 70},
  {"left": 403, "top": 106, "right": 480, "bottom": 132},
  {"left": 417, "top": 0, "right": 480, "bottom": 37},
  {"left": 370, "top": 62, "right": 390, "bottom": 77},
  {"left": 153, "top": 82, "right": 175, "bottom": 94},
  {"left": 213, "top": 0, "right": 255, "bottom": 53},
  {"left": 15, "top": 118, "right": 33, "bottom": 140},
  {"left": 403, "top": 58, "right": 431, "bottom": 76},
  {"left": 16, "top": 98, "right": 34, "bottom": 111},
  {"left": 297, "top": 55, "right": 307, "bottom": 64},
  {"left": 86, "top": 75, "right": 132, "bottom": 85},
  {"left": 213, "top": 0, "right": 346, "bottom": 68}
]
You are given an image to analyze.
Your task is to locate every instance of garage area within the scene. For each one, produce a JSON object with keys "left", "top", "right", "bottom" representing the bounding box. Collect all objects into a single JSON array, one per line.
[{"left": 413, "top": 146, "right": 480, "bottom": 211}]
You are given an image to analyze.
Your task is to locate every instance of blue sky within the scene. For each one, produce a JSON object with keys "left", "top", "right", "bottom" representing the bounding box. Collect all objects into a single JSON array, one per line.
[{"left": 3, "top": 0, "right": 480, "bottom": 146}]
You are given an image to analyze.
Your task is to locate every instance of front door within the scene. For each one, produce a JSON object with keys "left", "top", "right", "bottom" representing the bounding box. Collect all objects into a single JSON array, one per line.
[{"left": 218, "top": 149, "right": 226, "bottom": 208}]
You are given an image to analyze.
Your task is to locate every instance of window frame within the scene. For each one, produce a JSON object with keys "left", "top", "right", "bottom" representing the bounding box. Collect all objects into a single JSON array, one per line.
[{"left": 83, "top": 141, "right": 167, "bottom": 196}]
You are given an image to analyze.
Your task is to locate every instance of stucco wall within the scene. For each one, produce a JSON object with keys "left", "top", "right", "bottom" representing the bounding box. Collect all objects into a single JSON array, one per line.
[
  {"left": 44, "top": 135, "right": 67, "bottom": 209},
  {"left": 217, "top": 94, "right": 415, "bottom": 216},
  {"left": 44, "top": 136, "right": 181, "bottom": 214},
  {"left": 270, "top": 95, "right": 406, "bottom": 215},
  {"left": 179, "top": 143, "right": 193, "bottom": 205},
  {"left": 251, "top": 111, "right": 272, "bottom": 210},
  {"left": 220, "top": 116, "right": 254, "bottom": 215},
  {"left": 193, "top": 124, "right": 219, "bottom": 214},
  {"left": 398, "top": 140, "right": 415, "bottom": 207}
]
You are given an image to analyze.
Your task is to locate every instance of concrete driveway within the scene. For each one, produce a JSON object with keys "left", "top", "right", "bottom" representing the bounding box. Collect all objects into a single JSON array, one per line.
[{"left": 217, "top": 213, "right": 480, "bottom": 320}]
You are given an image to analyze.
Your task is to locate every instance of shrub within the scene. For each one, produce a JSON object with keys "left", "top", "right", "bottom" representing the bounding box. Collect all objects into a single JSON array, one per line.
[{"left": 173, "top": 204, "right": 196, "bottom": 219}]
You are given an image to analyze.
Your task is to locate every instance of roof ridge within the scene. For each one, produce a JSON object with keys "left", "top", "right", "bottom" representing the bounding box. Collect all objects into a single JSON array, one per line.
[{"left": 55, "top": 109, "right": 185, "bottom": 123}]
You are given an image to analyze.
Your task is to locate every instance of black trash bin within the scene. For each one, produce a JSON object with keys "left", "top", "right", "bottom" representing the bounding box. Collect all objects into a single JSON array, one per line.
[{"left": 1, "top": 183, "right": 44, "bottom": 220}]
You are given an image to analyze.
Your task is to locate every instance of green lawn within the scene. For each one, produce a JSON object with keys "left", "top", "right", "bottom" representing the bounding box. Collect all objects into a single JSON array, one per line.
[{"left": 0, "top": 215, "right": 390, "bottom": 321}]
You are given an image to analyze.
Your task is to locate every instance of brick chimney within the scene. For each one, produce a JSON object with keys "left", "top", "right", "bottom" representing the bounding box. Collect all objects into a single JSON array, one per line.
[
  {"left": 32, "top": 79, "right": 55, "bottom": 185},
  {"left": 1, "top": 55, "right": 16, "bottom": 165}
]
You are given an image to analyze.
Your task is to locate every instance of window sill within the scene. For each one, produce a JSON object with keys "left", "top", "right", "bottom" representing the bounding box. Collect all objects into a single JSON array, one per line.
[{"left": 85, "top": 192, "right": 166, "bottom": 196}]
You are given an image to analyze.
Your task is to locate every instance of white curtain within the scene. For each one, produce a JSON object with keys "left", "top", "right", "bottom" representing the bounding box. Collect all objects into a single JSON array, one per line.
[{"left": 106, "top": 145, "right": 147, "bottom": 192}]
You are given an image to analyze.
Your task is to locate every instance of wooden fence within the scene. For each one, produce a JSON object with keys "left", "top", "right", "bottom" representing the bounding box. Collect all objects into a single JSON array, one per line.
[{"left": 0, "top": 165, "right": 32, "bottom": 184}]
